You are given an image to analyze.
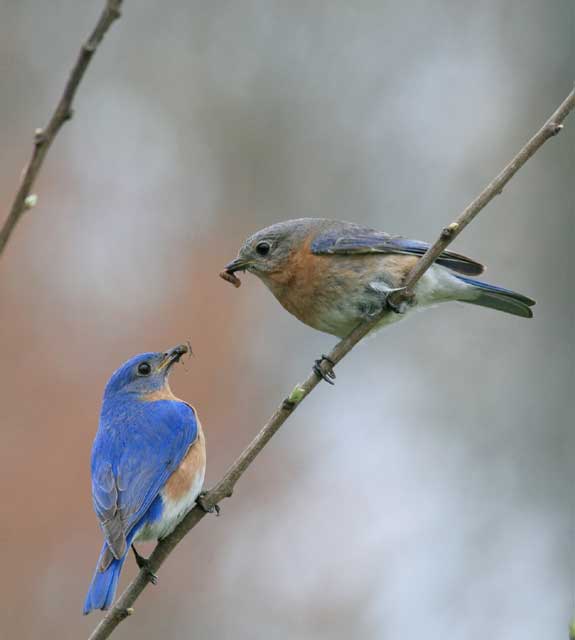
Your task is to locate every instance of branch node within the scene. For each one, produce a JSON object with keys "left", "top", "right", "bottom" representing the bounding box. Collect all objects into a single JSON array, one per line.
[
  {"left": 64, "top": 107, "right": 74, "bottom": 122},
  {"left": 118, "top": 607, "right": 134, "bottom": 620},
  {"left": 83, "top": 42, "right": 97, "bottom": 55},
  {"left": 24, "top": 194, "right": 38, "bottom": 210},
  {"left": 441, "top": 222, "right": 459, "bottom": 239},
  {"left": 285, "top": 385, "right": 306, "bottom": 408},
  {"left": 34, "top": 128, "right": 46, "bottom": 146},
  {"left": 547, "top": 122, "right": 563, "bottom": 136}
]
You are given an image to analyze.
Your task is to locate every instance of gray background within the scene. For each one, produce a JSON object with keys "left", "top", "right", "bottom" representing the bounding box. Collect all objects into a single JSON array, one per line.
[{"left": 0, "top": 1, "right": 572, "bottom": 638}]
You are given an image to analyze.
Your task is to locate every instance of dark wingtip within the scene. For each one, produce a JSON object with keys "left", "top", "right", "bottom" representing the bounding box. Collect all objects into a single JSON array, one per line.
[
  {"left": 457, "top": 261, "right": 485, "bottom": 276},
  {"left": 437, "top": 255, "right": 485, "bottom": 276}
]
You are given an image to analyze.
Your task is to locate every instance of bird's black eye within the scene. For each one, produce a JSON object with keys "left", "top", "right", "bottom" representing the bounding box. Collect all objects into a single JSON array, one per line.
[
  {"left": 255, "top": 241, "right": 270, "bottom": 256},
  {"left": 137, "top": 362, "right": 152, "bottom": 376}
]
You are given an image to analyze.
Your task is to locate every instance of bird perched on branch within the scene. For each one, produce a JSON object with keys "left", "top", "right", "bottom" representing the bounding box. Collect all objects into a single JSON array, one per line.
[
  {"left": 222, "top": 217, "right": 535, "bottom": 340},
  {"left": 83, "top": 344, "right": 206, "bottom": 614}
]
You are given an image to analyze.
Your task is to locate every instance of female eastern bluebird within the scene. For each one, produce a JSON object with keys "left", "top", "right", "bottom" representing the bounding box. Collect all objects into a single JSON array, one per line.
[
  {"left": 223, "top": 218, "right": 535, "bottom": 339},
  {"left": 83, "top": 345, "right": 206, "bottom": 614}
]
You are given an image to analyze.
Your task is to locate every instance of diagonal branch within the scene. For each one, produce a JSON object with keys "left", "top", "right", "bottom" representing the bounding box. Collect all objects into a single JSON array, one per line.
[
  {"left": 87, "top": 88, "right": 574, "bottom": 640},
  {"left": 0, "top": 0, "right": 123, "bottom": 260}
]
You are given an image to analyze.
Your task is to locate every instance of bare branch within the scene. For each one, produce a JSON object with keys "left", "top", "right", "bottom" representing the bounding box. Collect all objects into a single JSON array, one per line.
[
  {"left": 0, "top": 0, "right": 123, "bottom": 259},
  {"left": 397, "top": 90, "right": 575, "bottom": 295},
  {"left": 88, "top": 89, "right": 574, "bottom": 640}
]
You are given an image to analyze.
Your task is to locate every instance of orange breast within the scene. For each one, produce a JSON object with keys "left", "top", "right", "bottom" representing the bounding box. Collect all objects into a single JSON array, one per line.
[
  {"left": 163, "top": 421, "right": 206, "bottom": 502},
  {"left": 262, "top": 234, "right": 329, "bottom": 325}
]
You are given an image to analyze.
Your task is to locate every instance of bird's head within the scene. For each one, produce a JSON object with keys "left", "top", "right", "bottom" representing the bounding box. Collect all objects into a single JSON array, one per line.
[
  {"left": 224, "top": 218, "right": 324, "bottom": 278},
  {"left": 103, "top": 344, "right": 189, "bottom": 400}
]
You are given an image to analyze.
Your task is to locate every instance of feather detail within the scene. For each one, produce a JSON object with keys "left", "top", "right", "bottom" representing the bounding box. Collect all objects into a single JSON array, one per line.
[{"left": 311, "top": 228, "right": 484, "bottom": 275}]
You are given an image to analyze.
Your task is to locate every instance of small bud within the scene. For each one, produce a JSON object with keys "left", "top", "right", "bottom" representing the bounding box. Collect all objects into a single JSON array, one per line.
[
  {"left": 548, "top": 122, "right": 563, "bottom": 136},
  {"left": 24, "top": 194, "right": 38, "bottom": 209},
  {"left": 441, "top": 222, "right": 459, "bottom": 240},
  {"left": 287, "top": 385, "right": 306, "bottom": 405},
  {"left": 34, "top": 129, "right": 46, "bottom": 145}
]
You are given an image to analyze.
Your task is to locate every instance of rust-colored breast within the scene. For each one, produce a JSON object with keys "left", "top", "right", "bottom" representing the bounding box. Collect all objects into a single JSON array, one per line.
[
  {"left": 262, "top": 233, "right": 327, "bottom": 326},
  {"left": 163, "top": 419, "right": 206, "bottom": 502}
]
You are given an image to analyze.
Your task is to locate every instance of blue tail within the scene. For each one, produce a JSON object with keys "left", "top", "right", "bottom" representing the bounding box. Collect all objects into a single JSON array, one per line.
[
  {"left": 456, "top": 275, "right": 535, "bottom": 319},
  {"left": 83, "top": 542, "right": 127, "bottom": 615}
]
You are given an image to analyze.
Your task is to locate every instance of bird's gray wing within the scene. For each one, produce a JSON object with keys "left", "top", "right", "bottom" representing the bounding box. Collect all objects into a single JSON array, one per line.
[{"left": 311, "top": 228, "right": 484, "bottom": 276}]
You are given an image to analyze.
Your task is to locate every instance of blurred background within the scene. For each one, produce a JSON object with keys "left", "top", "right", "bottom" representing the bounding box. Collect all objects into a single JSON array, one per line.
[{"left": 0, "top": 1, "right": 572, "bottom": 638}]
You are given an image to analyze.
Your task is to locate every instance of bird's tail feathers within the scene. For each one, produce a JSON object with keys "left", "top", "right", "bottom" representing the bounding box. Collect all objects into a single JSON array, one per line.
[
  {"left": 83, "top": 542, "right": 127, "bottom": 615},
  {"left": 455, "top": 275, "right": 535, "bottom": 318}
]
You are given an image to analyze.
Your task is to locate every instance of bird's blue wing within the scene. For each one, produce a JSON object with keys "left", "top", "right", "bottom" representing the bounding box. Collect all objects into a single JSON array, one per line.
[
  {"left": 311, "top": 228, "right": 484, "bottom": 276},
  {"left": 91, "top": 400, "right": 197, "bottom": 559}
]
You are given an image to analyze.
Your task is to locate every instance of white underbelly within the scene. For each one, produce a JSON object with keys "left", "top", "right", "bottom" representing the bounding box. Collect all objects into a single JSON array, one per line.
[{"left": 136, "top": 467, "right": 205, "bottom": 541}]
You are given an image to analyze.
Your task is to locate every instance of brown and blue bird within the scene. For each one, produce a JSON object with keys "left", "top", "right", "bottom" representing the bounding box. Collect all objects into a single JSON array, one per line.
[
  {"left": 84, "top": 344, "right": 207, "bottom": 614},
  {"left": 222, "top": 218, "right": 535, "bottom": 341}
]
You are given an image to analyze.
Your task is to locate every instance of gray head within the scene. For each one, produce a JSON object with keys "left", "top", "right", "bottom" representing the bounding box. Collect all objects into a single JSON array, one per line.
[{"left": 224, "top": 218, "right": 330, "bottom": 276}]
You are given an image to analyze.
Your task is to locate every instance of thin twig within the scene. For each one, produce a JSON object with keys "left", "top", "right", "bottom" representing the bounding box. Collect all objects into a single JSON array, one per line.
[
  {"left": 0, "top": 0, "right": 123, "bottom": 259},
  {"left": 87, "top": 89, "right": 574, "bottom": 640}
]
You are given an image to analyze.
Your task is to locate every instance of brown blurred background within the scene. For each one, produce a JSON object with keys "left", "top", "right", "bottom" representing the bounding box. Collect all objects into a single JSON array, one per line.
[{"left": 0, "top": 1, "right": 573, "bottom": 639}]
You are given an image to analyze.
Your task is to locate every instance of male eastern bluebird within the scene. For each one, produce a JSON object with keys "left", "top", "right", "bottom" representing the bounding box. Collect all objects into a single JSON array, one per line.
[
  {"left": 83, "top": 344, "right": 206, "bottom": 614},
  {"left": 222, "top": 218, "right": 535, "bottom": 341}
]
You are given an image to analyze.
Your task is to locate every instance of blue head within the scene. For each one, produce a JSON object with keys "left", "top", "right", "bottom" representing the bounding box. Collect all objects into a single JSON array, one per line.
[{"left": 103, "top": 344, "right": 189, "bottom": 403}]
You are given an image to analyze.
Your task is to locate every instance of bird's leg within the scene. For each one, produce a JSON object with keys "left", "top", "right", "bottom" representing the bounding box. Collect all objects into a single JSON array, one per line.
[
  {"left": 196, "top": 492, "right": 220, "bottom": 516},
  {"left": 385, "top": 287, "right": 414, "bottom": 314},
  {"left": 313, "top": 355, "right": 336, "bottom": 385},
  {"left": 131, "top": 545, "right": 158, "bottom": 585}
]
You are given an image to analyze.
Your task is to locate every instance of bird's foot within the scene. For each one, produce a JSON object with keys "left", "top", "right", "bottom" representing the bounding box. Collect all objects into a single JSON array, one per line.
[
  {"left": 313, "top": 355, "right": 336, "bottom": 385},
  {"left": 196, "top": 492, "right": 220, "bottom": 516},
  {"left": 386, "top": 287, "right": 414, "bottom": 314},
  {"left": 131, "top": 545, "right": 158, "bottom": 585}
]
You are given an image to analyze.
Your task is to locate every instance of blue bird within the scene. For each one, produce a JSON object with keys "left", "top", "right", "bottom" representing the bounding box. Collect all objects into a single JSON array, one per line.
[
  {"left": 223, "top": 218, "right": 535, "bottom": 339},
  {"left": 83, "top": 344, "right": 206, "bottom": 614}
]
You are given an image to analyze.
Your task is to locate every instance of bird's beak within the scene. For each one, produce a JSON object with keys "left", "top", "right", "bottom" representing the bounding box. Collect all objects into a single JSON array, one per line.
[
  {"left": 224, "top": 257, "right": 249, "bottom": 273},
  {"left": 159, "top": 344, "right": 189, "bottom": 371}
]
